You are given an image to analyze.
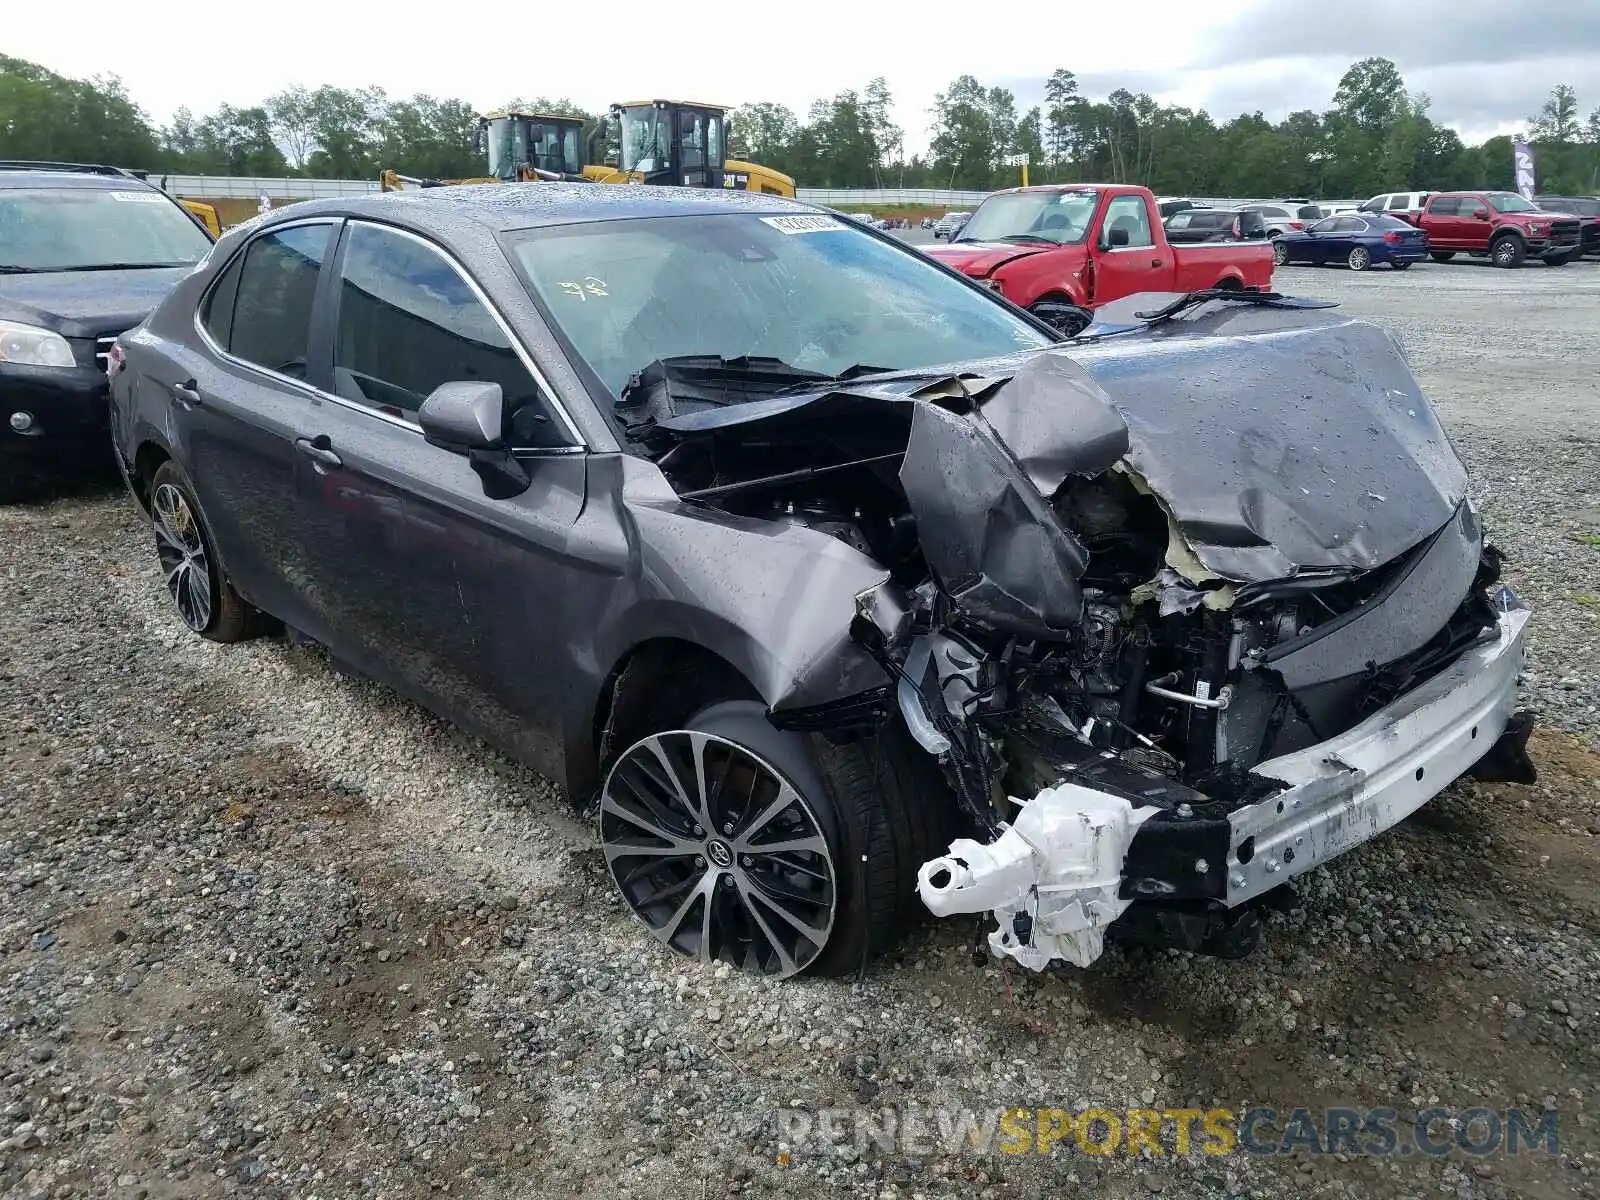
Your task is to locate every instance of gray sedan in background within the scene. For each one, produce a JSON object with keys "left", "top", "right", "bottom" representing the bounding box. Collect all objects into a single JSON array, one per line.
[{"left": 109, "top": 185, "right": 1535, "bottom": 983}]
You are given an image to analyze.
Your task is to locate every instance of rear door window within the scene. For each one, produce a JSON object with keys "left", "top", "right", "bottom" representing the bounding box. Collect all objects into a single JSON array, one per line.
[
  {"left": 223, "top": 223, "right": 336, "bottom": 380},
  {"left": 1427, "top": 197, "right": 1460, "bottom": 216}
]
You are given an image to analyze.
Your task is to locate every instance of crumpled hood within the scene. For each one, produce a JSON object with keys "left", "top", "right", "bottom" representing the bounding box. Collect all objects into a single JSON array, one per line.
[
  {"left": 924, "top": 241, "right": 1054, "bottom": 278},
  {"left": 0, "top": 267, "right": 191, "bottom": 338},
  {"left": 1061, "top": 297, "right": 1469, "bottom": 581},
  {"left": 645, "top": 296, "right": 1470, "bottom": 599}
]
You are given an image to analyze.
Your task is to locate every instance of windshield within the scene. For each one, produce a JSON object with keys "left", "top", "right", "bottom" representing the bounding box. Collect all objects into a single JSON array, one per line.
[
  {"left": 619, "top": 106, "right": 671, "bottom": 175},
  {"left": 955, "top": 190, "right": 1099, "bottom": 245},
  {"left": 484, "top": 116, "right": 524, "bottom": 179},
  {"left": 0, "top": 187, "right": 212, "bottom": 272},
  {"left": 529, "top": 120, "right": 583, "bottom": 175},
  {"left": 506, "top": 213, "right": 1051, "bottom": 396},
  {"left": 1488, "top": 192, "right": 1539, "bottom": 213}
]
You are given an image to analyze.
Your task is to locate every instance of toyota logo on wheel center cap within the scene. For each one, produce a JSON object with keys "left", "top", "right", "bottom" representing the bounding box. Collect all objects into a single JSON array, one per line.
[{"left": 706, "top": 839, "right": 734, "bottom": 868}]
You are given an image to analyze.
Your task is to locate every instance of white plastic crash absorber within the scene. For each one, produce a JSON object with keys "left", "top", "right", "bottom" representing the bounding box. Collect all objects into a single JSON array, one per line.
[{"left": 917, "top": 784, "right": 1160, "bottom": 971}]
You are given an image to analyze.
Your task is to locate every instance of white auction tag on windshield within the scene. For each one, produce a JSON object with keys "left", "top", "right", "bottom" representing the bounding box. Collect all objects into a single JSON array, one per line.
[
  {"left": 109, "top": 191, "right": 168, "bottom": 203},
  {"left": 760, "top": 215, "right": 845, "bottom": 235}
]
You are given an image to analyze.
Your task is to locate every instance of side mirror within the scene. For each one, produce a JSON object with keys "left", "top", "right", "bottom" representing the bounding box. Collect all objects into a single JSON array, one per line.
[
  {"left": 419, "top": 381, "right": 504, "bottom": 451},
  {"left": 1107, "top": 226, "right": 1131, "bottom": 248},
  {"left": 420, "top": 381, "right": 535, "bottom": 500}
]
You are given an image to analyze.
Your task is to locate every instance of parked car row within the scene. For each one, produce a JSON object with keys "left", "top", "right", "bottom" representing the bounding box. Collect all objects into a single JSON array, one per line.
[{"left": 1356, "top": 189, "right": 1598, "bottom": 267}]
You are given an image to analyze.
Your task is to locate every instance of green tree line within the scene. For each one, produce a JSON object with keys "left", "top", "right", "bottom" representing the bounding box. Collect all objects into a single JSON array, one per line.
[{"left": 4, "top": 52, "right": 1599, "bottom": 197}]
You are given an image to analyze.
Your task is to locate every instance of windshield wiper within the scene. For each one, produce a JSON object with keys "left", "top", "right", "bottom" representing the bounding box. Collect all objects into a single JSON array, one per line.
[
  {"left": 51, "top": 262, "right": 197, "bottom": 272},
  {"left": 1132, "top": 288, "right": 1339, "bottom": 326},
  {"left": 993, "top": 234, "right": 1055, "bottom": 244}
]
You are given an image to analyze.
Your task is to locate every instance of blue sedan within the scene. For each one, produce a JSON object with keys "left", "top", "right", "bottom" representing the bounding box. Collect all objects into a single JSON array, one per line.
[{"left": 1273, "top": 213, "right": 1430, "bottom": 271}]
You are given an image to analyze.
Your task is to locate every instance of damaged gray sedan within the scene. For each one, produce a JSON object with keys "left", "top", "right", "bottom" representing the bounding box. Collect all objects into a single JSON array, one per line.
[{"left": 109, "top": 185, "right": 1536, "bottom": 981}]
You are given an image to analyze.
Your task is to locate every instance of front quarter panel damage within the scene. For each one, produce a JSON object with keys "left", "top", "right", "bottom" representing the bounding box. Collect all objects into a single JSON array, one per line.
[{"left": 897, "top": 353, "right": 1130, "bottom": 639}]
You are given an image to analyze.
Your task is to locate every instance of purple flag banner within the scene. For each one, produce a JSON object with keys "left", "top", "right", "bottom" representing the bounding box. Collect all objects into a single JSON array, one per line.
[{"left": 1513, "top": 141, "right": 1536, "bottom": 199}]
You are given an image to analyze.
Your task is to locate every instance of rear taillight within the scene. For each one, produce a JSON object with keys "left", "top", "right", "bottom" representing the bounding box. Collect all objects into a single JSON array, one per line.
[
  {"left": 1288, "top": 221, "right": 1304, "bottom": 230},
  {"left": 1384, "top": 231, "right": 1403, "bottom": 243},
  {"left": 106, "top": 342, "right": 125, "bottom": 378}
]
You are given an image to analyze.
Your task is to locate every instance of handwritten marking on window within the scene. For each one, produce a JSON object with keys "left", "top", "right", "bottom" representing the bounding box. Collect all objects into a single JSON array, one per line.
[{"left": 557, "top": 276, "right": 609, "bottom": 301}]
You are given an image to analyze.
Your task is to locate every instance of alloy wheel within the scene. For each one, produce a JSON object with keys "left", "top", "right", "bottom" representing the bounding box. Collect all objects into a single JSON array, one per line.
[
  {"left": 1348, "top": 246, "right": 1370, "bottom": 271},
  {"left": 152, "top": 482, "right": 213, "bottom": 632},
  {"left": 1272, "top": 241, "right": 1289, "bottom": 266},
  {"left": 600, "top": 730, "right": 838, "bottom": 978}
]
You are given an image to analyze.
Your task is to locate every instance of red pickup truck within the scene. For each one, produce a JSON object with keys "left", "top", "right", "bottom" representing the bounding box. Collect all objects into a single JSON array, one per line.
[
  {"left": 924, "top": 185, "right": 1274, "bottom": 323},
  {"left": 1415, "top": 191, "right": 1583, "bottom": 268}
]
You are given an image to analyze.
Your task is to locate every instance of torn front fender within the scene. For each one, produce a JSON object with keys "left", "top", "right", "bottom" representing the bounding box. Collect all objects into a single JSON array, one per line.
[{"left": 896, "top": 354, "right": 1130, "bottom": 639}]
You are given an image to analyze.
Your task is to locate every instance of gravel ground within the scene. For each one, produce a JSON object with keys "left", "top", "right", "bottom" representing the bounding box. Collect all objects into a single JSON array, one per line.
[{"left": 3, "top": 261, "right": 1599, "bottom": 1200}]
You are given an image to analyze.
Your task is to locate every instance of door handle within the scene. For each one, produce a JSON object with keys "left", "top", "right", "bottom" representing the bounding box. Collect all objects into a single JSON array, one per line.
[
  {"left": 172, "top": 380, "right": 202, "bottom": 405},
  {"left": 294, "top": 435, "right": 342, "bottom": 469},
  {"left": 1151, "top": 258, "right": 1164, "bottom": 267}
]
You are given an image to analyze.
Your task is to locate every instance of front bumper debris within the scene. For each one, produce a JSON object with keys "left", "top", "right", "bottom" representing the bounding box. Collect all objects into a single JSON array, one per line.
[{"left": 916, "top": 601, "right": 1532, "bottom": 970}]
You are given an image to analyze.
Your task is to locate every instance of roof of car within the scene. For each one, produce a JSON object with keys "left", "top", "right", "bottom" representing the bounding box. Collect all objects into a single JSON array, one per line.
[
  {"left": 0, "top": 162, "right": 158, "bottom": 190},
  {"left": 277, "top": 183, "right": 816, "bottom": 233}
]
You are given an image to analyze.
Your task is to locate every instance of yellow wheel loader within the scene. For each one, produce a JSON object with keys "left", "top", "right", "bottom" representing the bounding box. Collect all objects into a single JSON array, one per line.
[
  {"left": 380, "top": 111, "right": 592, "bottom": 191},
  {"left": 584, "top": 100, "right": 796, "bottom": 196},
  {"left": 379, "top": 102, "right": 795, "bottom": 196}
]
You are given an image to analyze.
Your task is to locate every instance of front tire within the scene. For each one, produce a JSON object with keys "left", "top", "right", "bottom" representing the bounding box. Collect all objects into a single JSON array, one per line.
[
  {"left": 148, "top": 461, "right": 266, "bottom": 643},
  {"left": 1491, "top": 235, "right": 1525, "bottom": 268},
  {"left": 599, "top": 698, "right": 951, "bottom": 979},
  {"left": 1347, "top": 245, "right": 1371, "bottom": 271}
]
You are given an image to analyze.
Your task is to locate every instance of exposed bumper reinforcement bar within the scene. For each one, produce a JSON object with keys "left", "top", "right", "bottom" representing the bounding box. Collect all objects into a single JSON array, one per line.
[
  {"left": 916, "top": 602, "right": 1532, "bottom": 970},
  {"left": 1223, "top": 604, "right": 1530, "bottom": 905}
]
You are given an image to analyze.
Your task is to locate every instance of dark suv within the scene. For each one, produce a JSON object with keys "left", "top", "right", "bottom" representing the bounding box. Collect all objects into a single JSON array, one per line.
[
  {"left": 1163, "top": 208, "right": 1268, "bottom": 243},
  {"left": 1, "top": 162, "right": 215, "bottom": 501},
  {"left": 1534, "top": 195, "right": 1600, "bottom": 258}
]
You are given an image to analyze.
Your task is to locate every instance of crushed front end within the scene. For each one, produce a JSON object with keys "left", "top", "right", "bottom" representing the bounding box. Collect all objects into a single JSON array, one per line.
[{"left": 633, "top": 296, "right": 1538, "bottom": 971}]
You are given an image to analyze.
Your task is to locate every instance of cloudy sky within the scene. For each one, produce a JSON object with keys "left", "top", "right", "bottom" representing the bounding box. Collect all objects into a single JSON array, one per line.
[{"left": 11, "top": 0, "right": 1600, "bottom": 154}]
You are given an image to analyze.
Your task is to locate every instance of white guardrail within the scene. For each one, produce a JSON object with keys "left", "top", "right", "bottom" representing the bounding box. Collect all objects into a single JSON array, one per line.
[{"left": 163, "top": 176, "right": 1359, "bottom": 211}]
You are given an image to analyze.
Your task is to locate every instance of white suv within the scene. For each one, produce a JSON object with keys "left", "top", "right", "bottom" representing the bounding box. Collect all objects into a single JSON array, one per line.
[{"left": 1360, "top": 192, "right": 1432, "bottom": 226}]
